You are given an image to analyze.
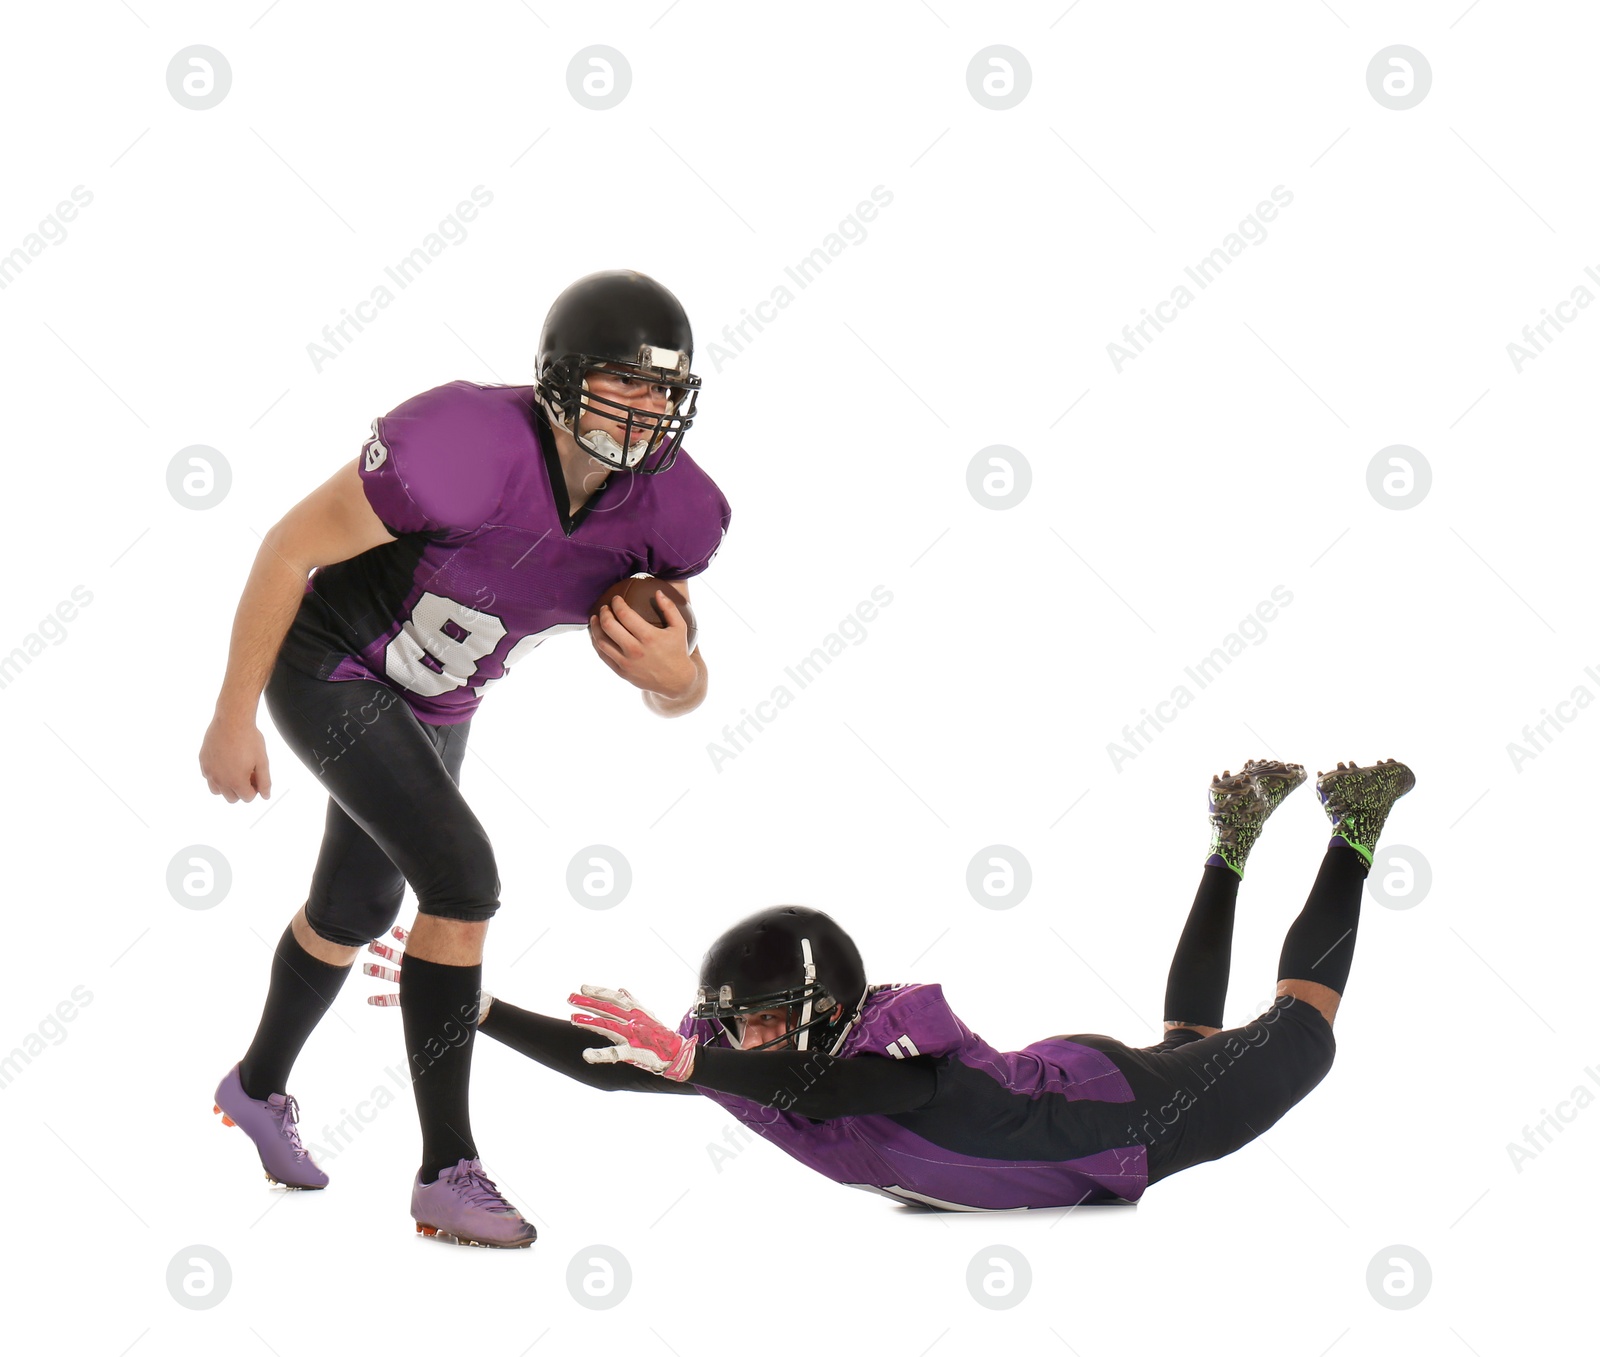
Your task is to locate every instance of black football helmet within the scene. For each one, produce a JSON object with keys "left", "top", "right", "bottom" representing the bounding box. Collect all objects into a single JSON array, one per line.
[
  {"left": 534, "top": 269, "right": 702, "bottom": 475},
  {"left": 692, "top": 906, "right": 869, "bottom": 1055}
]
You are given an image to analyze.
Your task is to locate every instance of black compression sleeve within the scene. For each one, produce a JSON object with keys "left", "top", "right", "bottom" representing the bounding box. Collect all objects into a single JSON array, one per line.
[
  {"left": 478, "top": 999, "right": 937, "bottom": 1116},
  {"left": 687, "top": 1046, "right": 937, "bottom": 1119},
  {"left": 477, "top": 1000, "right": 698, "bottom": 1096}
]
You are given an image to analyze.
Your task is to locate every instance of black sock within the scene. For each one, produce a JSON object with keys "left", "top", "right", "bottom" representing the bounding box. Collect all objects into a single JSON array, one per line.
[
  {"left": 1276, "top": 840, "right": 1368, "bottom": 996},
  {"left": 399, "top": 952, "right": 481, "bottom": 1182},
  {"left": 1162, "top": 863, "right": 1240, "bottom": 1029},
  {"left": 239, "top": 922, "right": 353, "bottom": 1101}
]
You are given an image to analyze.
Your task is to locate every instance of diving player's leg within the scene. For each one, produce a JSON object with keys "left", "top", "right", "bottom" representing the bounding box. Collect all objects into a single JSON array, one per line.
[
  {"left": 1135, "top": 758, "right": 1415, "bottom": 1185},
  {"left": 1160, "top": 863, "right": 1236, "bottom": 1042},
  {"left": 1161, "top": 760, "right": 1307, "bottom": 1041},
  {"left": 1274, "top": 758, "right": 1417, "bottom": 1028}
]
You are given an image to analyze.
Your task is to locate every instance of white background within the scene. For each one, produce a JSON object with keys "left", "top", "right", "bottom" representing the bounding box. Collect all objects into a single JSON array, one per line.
[{"left": 1, "top": 1, "right": 1591, "bottom": 1353}]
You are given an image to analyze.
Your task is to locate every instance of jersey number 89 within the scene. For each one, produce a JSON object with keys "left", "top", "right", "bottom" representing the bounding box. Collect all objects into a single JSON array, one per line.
[{"left": 384, "top": 590, "right": 576, "bottom": 698}]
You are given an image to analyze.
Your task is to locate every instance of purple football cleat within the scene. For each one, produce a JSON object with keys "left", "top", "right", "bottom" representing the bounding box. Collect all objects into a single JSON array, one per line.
[
  {"left": 411, "top": 1158, "right": 537, "bottom": 1248},
  {"left": 212, "top": 1062, "right": 329, "bottom": 1189}
]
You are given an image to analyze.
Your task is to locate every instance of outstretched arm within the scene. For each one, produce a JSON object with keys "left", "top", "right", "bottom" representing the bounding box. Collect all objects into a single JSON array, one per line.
[
  {"left": 365, "top": 933, "right": 697, "bottom": 1095},
  {"left": 479, "top": 999, "right": 701, "bottom": 1095},
  {"left": 688, "top": 1045, "right": 937, "bottom": 1119},
  {"left": 568, "top": 985, "right": 938, "bottom": 1119}
]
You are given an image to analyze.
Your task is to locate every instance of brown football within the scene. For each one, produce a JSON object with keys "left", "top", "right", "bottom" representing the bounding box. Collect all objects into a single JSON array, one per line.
[{"left": 593, "top": 575, "right": 698, "bottom": 653}]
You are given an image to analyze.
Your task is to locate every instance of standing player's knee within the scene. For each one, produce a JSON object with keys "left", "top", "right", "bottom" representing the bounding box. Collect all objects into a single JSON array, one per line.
[
  {"left": 356, "top": 887, "right": 409, "bottom": 944},
  {"left": 417, "top": 842, "right": 500, "bottom": 922},
  {"left": 305, "top": 899, "right": 396, "bottom": 951}
]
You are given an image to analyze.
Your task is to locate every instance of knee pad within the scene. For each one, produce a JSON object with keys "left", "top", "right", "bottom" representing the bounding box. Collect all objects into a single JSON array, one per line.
[
  {"left": 414, "top": 893, "right": 501, "bottom": 925},
  {"left": 413, "top": 839, "right": 500, "bottom": 923},
  {"left": 306, "top": 883, "right": 407, "bottom": 949}
]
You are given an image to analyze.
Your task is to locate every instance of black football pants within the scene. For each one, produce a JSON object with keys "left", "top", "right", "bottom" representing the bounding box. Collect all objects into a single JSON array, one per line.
[{"left": 263, "top": 657, "right": 500, "bottom": 947}]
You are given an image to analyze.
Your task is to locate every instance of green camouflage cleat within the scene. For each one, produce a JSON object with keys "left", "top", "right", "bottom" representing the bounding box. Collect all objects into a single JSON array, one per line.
[
  {"left": 1315, "top": 758, "right": 1416, "bottom": 866},
  {"left": 1206, "top": 758, "right": 1308, "bottom": 876}
]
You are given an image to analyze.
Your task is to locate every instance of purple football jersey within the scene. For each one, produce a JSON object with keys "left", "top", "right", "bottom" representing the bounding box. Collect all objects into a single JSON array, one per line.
[
  {"left": 278, "top": 381, "right": 731, "bottom": 724},
  {"left": 678, "top": 983, "right": 1148, "bottom": 1210}
]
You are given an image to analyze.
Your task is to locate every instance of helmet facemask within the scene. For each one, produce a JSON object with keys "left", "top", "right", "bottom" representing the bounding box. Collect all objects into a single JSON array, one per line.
[
  {"left": 538, "top": 345, "right": 700, "bottom": 475},
  {"left": 693, "top": 936, "right": 865, "bottom": 1056}
]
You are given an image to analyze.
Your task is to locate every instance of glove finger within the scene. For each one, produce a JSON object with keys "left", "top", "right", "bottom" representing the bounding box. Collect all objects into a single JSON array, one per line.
[
  {"left": 577, "top": 985, "right": 661, "bottom": 1025},
  {"left": 616, "top": 987, "right": 661, "bottom": 1022},
  {"left": 367, "top": 992, "right": 401, "bottom": 1007},
  {"left": 363, "top": 962, "right": 400, "bottom": 983},
  {"left": 570, "top": 1013, "right": 631, "bottom": 1042},
  {"left": 568, "top": 990, "right": 631, "bottom": 1019},
  {"left": 582, "top": 1045, "right": 625, "bottom": 1064}
]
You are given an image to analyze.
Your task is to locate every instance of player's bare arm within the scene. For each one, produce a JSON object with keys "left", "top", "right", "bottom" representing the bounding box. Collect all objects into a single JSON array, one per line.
[{"left": 198, "top": 457, "right": 397, "bottom": 804}]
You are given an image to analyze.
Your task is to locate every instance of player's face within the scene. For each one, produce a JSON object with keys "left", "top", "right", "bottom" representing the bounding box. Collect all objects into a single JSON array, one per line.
[
  {"left": 737, "top": 1008, "right": 790, "bottom": 1051},
  {"left": 580, "top": 367, "right": 675, "bottom": 453}
]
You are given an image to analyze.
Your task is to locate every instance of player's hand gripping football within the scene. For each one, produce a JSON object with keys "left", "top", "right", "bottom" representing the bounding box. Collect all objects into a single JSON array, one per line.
[
  {"left": 588, "top": 589, "right": 697, "bottom": 700},
  {"left": 363, "top": 926, "right": 494, "bottom": 1026},
  {"left": 569, "top": 985, "right": 698, "bottom": 1081}
]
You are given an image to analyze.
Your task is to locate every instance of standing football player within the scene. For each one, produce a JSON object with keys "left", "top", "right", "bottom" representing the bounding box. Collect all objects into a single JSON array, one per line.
[
  {"left": 388, "top": 757, "right": 1413, "bottom": 1212},
  {"left": 199, "top": 270, "right": 731, "bottom": 1247}
]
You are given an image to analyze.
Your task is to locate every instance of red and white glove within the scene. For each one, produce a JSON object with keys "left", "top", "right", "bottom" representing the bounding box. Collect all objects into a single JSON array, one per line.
[
  {"left": 363, "top": 926, "right": 494, "bottom": 1025},
  {"left": 364, "top": 925, "right": 407, "bottom": 1006},
  {"left": 569, "top": 984, "right": 697, "bottom": 1081}
]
